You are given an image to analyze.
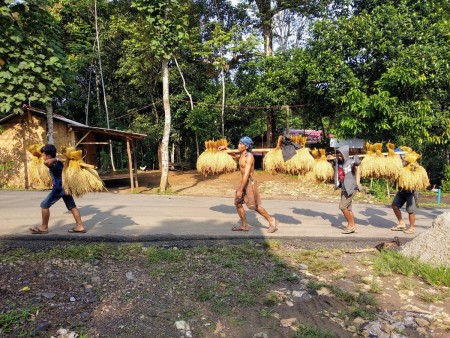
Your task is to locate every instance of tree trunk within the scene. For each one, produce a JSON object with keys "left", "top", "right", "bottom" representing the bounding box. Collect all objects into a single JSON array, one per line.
[
  {"left": 46, "top": 105, "right": 54, "bottom": 145},
  {"left": 221, "top": 66, "right": 225, "bottom": 138},
  {"left": 266, "top": 109, "right": 276, "bottom": 147},
  {"left": 255, "top": 0, "right": 273, "bottom": 56},
  {"left": 159, "top": 59, "right": 171, "bottom": 192}
]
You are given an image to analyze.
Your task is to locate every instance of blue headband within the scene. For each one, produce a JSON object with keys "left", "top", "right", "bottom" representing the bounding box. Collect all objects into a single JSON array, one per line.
[{"left": 239, "top": 136, "right": 253, "bottom": 151}]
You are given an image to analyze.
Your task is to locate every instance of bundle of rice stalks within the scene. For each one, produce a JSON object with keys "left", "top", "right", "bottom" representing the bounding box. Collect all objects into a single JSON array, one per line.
[
  {"left": 311, "top": 148, "right": 320, "bottom": 160},
  {"left": 284, "top": 136, "right": 314, "bottom": 176},
  {"left": 27, "top": 143, "right": 51, "bottom": 188},
  {"left": 398, "top": 152, "right": 430, "bottom": 191},
  {"left": 399, "top": 146, "right": 413, "bottom": 153},
  {"left": 313, "top": 149, "right": 334, "bottom": 182},
  {"left": 361, "top": 143, "right": 387, "bottom": 178},
  {"left": 61, "top": 146, "right": 105, "bottom": 197},
  {"left": 385, "top": 143, "right": 403, "bottom": 180},
  {"left": 196, "top": 139, "right": 236, "bottom": 176},
  {"left": 263, "top": 136, "right": 285, "bottom": 174}
]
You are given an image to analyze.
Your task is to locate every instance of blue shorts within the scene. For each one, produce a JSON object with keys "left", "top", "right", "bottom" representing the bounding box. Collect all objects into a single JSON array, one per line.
[
  {"left": 40, "top": 189, "right": 76, "bottom": 210},
  {"left": 392, "top": 190, "right": 416, "bottom": 214}
]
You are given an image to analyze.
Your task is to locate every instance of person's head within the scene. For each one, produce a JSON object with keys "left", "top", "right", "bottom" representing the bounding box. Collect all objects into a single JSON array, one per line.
[
  {"left": 238, "top": 136, "right": 253, "bottom": 152},
  {"left": 337, "top": 145, "right": 349, "bottom": 163},
  {"left": 41, "top": 144, "right": 57, "bottom": 158},
  {"left": 336, "top": 150, "right": 344, "bottom": 163}
]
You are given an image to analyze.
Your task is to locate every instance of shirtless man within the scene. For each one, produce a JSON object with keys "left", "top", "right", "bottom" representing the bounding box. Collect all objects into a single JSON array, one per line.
[{"left": 219, "top": 136, "right": 278, "bottom": 233}]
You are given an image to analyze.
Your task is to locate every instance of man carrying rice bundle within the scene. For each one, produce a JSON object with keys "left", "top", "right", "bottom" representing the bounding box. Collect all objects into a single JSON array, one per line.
[
  {"left": 29, "top": 144, "right": 86, "bottom": 234},
  {"left": 219, "top": 136, "right": 278, "bottom": 233},
  {"left": 335, "top": 145, "right": 361, "bottom": 234}
]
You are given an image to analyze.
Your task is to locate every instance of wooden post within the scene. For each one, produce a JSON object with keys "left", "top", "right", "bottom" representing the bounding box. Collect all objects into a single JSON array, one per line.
[
  {"left": 131, "top": 139, "right": 139, "bottom": 188},
  {"left": 126, "top": 138, "right": 134, "bottom": 192}
]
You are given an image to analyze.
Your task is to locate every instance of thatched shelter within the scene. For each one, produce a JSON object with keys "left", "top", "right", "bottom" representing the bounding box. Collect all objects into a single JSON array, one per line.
[{"left": 0, "top": 106, "right": 146, "bottom": 190}]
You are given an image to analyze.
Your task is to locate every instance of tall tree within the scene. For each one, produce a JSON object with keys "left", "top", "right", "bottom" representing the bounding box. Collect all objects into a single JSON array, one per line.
[{"left": 133, "top": 0, "right": 191, "bottom": 192}]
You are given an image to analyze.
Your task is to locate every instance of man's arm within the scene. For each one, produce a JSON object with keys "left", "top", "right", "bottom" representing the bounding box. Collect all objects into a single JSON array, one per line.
[
  {"left": 43, "top": 157, "right": 59, "bottom": 168},
  {"left": 218, "top": 146, "right": 239, "bottom": 159}
]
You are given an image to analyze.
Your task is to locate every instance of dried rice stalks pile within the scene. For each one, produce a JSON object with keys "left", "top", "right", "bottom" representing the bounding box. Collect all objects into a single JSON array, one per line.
[
  {"left": 197, "top": 139, "right": 236, "bottom": 176},
  {"left": 360, "top": 143, "right": 375, "bottom": 178},
  {"left": 361, "top": 143, "right": 387, "bottom": 178},
  {"left": 314, "top": 149, "right": 334, "bottom": 182},
  {"left": 27, "top": 144, "right": 51, "bottom": 188},
  {"left": 61, "top": 146, "right": 105, "bottom": 197},
  {"left": 398, "top": 152, "right": 429, "bottom": 191},
  {"left": 285, "top": 136, "right": 314, "bottom": 175},
  {"left": 263, "top": 136, "right": 285, "bottom": 174},
  {"left": 372, "top": 143, "right": 389, "bottom": 178},
  {"left": 384, "top": 143, "right": 403, "bottom": 180}
]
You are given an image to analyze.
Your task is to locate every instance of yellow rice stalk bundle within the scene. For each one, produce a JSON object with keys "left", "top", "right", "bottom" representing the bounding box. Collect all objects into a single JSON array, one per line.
[
  {"left": 285, "top": 148, "right": 315, "bottom": 175},
  {"left": 284, "top": 136, "right": 313, "bottom": 175},
  {"left": 197, "top": 138, "right": 236, "bottom": 176},
  {"left": 371, "top": 143, "right": 389, "bottom": 178},
  {"left": 400, "top": 146, "right": 413, "bottom": 153},
  {"left": 384, "top": 143, "right": 403, "bottom": 180},
  {"left": 398, "top": 152, "right": 430, "bottom": 191},
  {"left": 27, "top": 144, "right": 51, "bottom": 188},
  {"left": 263, "top": 136, "right": 285, "bottom": 174},
  {"left": 61, "top": 146, "right": 105, "bottom": 197},
  {"left": 360, "top": 143, "right": 376, "bottom": 178},
  {"left": 314, "top": 149, "right": 334, "bottom": 182},
  {"left": 311, "top": 148, "right": 320, "bottom": 160}
]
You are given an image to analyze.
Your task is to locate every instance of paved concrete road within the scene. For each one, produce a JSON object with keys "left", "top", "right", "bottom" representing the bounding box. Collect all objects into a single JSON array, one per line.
[{"left": 0, "top": 190, "right": 447, "bottom": 241}]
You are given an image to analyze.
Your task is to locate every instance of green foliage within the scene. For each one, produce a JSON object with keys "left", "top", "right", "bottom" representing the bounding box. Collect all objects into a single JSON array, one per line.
[
  {"left": 0, "top": 1, "right": 67, "bottom": 115},
  {"left": 306, "top": 0, "right": 450, "bottom": 145},
  {"left": 441, "top": 164, "right": 450, "bottom": 192}
]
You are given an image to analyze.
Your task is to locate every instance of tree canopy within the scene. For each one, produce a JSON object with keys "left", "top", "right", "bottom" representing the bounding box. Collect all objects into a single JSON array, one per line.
[{"left": 1, "top": 0, "right": 449, "bottom": 184}]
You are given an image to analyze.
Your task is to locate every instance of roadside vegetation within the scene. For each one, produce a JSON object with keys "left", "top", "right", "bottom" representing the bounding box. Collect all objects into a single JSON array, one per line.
[{"left": 0, "top": 241, "right": 449, "bottom": 337}]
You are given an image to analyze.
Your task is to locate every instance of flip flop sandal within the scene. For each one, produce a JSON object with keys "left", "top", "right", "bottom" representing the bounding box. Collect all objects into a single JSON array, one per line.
[
  {"left": 403, "top": 229, "right": 415, "bottom": 234},
  {"left": 342, "top": 227, "right": 356, "bottom": 234},
  {"left": 29, "top": 227, "right": 48, "bottom": 234},
  {"left": 232, "top": 226, "right": 249, "bottom": 232},
  {"left": 68, "top": 228, "right": 87, "bottom": 233},
  {"left": 391, "top": 225, "right": 406, "bottom": 231}
]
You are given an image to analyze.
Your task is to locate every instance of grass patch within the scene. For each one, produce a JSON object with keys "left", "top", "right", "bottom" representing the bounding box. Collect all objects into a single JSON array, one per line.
[
  {"left": 0, "top": 305, "right": 38, "bottom": 337},
  {"left": 294, "top": 325, "right": 334, "bottom": 338},
  {"left": 417, "top": 290, "right": 448, "bottom": 303},
  {"left": 146, "top": 246, "right": 186, "bottom": 263},
  {"left": 275, "top": 248, "right": 343, "bottom": 273},
  {"left": 372, "top": 250, "right": 450, "bottom": 287}
]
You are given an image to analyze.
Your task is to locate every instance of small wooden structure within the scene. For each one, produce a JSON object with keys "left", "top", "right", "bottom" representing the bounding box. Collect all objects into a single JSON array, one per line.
[{"left": 0, "top": 106, "right": 146, "bottom": 190}]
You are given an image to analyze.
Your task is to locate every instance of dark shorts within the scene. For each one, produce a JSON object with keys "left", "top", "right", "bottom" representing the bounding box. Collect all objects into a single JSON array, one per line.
[
  {"left": 339, "top": 189, "right": 356, "bottom": 211},
  {"left": 392, "top": 190, "right": 416, "bottom": 214},
  {"left": 235, "top": 180, "right": 261, "bottom": 210},
  {"left": 40, "top": 189, "right": 76, "bottom": 210}
]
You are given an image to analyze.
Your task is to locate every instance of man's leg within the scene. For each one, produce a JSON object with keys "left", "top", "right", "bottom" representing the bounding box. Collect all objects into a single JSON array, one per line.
[
  {"left": 408, "top": 212, "right": 415, "bottom": 232},
  {"left": 70, "top": 207, "right": 85, "bottom": 231},
  {"left": 339, "top": 191, "right": 356, "bottom": 232},
  {"left": 234, "top": 202, "right": 249, "bottom": 230},
  {"left": 41, "top": 208, "right": 50, "bottom": 231},
  {"left": 392, "top": 205, "right": 405, "bottom": 227},
  {"left": 255, "top": 206, "right": 277, "bottom": 232},
  {"left": 342, "top": 209, "right": 355, "bottom": 228}
]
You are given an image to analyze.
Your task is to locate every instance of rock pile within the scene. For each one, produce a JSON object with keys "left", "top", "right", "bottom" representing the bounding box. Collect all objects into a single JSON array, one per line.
[{"left": 401, "top": 212, "right": 450, "bottom": 267}]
